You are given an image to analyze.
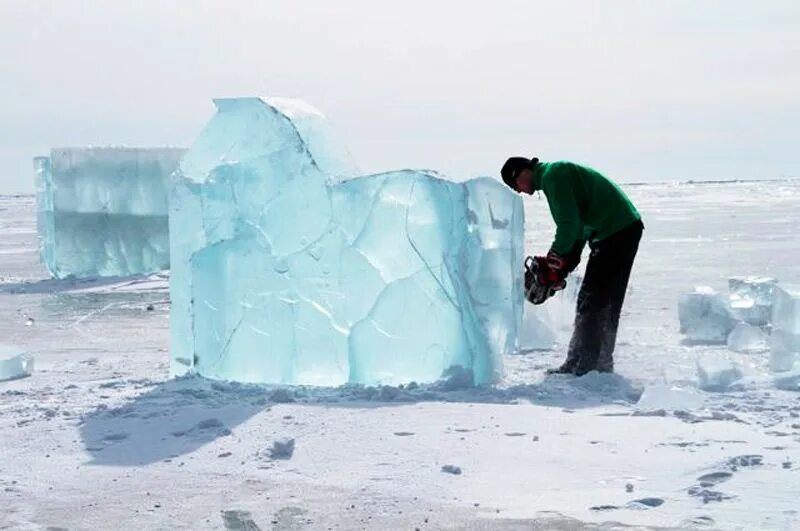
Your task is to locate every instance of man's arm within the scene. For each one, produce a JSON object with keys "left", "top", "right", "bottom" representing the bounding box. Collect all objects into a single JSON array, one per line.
[
  {"left": 541, "top": 164, "right": 582, "bottom": 256},
  {"left": 564, "top": 239, "right": 585, "bottom": 272}
]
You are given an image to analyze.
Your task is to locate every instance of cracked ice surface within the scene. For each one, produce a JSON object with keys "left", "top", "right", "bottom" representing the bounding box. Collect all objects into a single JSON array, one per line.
[
  {"left": 170, "top": 97, "right": 523, "bottom": 386},
  {"left": 36, "top": 147, "right": 185, "bottom": 278}
]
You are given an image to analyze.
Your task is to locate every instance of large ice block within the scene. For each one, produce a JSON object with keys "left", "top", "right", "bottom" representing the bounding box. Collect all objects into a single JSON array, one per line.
[
  {"left": 36, "top": 147, "right": 185, "bottom": 278},
  {"left": 169, "top": 97, "right": 524, "bottom": 386},
  {"left": 678, "top": 287, "right": 736, "bottom": 343},
  {"left": 461, "top": 177, "right": 525, "bottom": 358}
]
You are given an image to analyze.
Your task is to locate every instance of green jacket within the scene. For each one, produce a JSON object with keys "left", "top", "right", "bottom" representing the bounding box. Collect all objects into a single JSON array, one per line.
[{"left": 531, "top": 161, "right": 641, "bottom": 255}]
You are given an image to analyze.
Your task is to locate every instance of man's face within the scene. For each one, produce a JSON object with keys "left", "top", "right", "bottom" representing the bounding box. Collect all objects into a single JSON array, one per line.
[{"left": 515, "top": 168, "right": 534, "bottom": 195}]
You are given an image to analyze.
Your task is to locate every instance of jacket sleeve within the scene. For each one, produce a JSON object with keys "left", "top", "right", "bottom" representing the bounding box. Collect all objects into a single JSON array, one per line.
[
  {"left": 541, "top": 164, "right": 582, "bottom": 256},
  {"left": 565, "top": 238, "right": 585, "bottom": 271}
]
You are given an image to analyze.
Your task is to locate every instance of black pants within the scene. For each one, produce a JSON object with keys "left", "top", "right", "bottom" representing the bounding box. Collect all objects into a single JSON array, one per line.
[{"left": 563, "top": 220, "right": 643, "bottom": 375}]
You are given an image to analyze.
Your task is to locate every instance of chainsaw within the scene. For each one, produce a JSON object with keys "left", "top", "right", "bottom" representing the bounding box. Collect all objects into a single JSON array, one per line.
[{"left": 524, "top": 255, "right": 566, "bottom": 305}]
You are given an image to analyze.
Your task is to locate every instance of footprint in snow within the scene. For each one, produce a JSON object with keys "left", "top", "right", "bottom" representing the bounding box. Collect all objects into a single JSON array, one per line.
[
  {"left": 590, "top": 505, "right": 619, "bottom": 512},
  {"left": 441, "top": 465, "right": 462, "bottom": 475},
  {"left": 687, "top": 487, "right": 735, "bottom": 503},
  {"left": 727, "top": 454, "right": 763, "bottom": 468},
  {"left": 593, "top": 498, "right": 665, "bottom": 512},
  {"left": 684, "top": 515, "right": 715, "bottom": 527},
  {"left": 221, "top": 509, "right": 261, "bottom": 531},
  {"left": 102, "top": 432, "right": 129, "bottom": 443},
  {"left": 171, "top": 418, "right": 230, "bottom": 438},
  {"left": 627, "top": 497, "right": 665, "bottom": 509},
  {"left": 697, "top": 471, "right": 733, "bottom": 487}
]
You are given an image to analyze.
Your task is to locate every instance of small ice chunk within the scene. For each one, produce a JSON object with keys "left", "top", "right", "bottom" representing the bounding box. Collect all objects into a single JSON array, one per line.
[
  {"left": 637, "top": 384, "right": 705, "bottom": 411},
  {"left": 769, "top": 330, "right": 800, "bottom": 373},
  {"left": 441, "top": 464, "right": 462, "bottom": 475},
  {"left": 774, "top": 371, "right": 800, "bottom": 391},
  {"left": 696, "top": 354, "right": 743, "bottom": 392},
  {"left": 0, "top": 345, "right": 34, "bottom": 382},
  {"left": 772, "top": 284, "right": 800, "bottom": 335},
  {"left": 726, "top": 322, "right": 768, "bottom": 353},
  {"left": 728, "top": 276, "right": 776, "bottom": 326},
  {"left": 268, "top": 437, "right": 295, "bottom": 460},
  {"left": 769, "top": 349, "right": 796, "bottom": 373},
  {"left": 678, "top": 287, "right": 736, "bottom": 343}
]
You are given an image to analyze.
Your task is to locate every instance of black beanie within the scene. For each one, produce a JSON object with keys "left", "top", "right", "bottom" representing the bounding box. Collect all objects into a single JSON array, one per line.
[{"left": 501, "top": 156, "right": 539, "bottom": 189}]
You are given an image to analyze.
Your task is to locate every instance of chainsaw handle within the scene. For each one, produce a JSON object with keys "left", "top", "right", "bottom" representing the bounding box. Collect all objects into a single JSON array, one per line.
[{"left": 524, "top": 255, "right": 534, "bottom": 272}]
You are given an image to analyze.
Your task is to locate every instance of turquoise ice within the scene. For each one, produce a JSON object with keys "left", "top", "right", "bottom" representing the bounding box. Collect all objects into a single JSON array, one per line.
[
  {"left": 35, "top": 148, "right": 185, "bottom": 278},
  {"left": 170, "top": 97, "right": 523, "bottom": 386}
]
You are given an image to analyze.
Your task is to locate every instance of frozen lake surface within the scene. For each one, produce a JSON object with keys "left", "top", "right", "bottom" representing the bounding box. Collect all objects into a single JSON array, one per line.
[{"left": 1, "top": 180, "right": 800, "bottom": 530}]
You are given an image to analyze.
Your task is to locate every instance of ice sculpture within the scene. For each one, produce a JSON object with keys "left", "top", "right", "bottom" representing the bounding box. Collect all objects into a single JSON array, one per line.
[
  {"left": 169, "top": 97, "right": 523, "bottom": 386},
  {"left": 35, "top": 147, "right": 185, "bottom": 278},
  {"left": 678, "top": 287, "right": 736, "bottom": 343}
]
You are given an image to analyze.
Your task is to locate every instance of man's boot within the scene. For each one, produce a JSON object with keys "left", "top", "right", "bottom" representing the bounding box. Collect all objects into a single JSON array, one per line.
[{"left": 546, "top": 357, "right": 578, "bottom": 375}]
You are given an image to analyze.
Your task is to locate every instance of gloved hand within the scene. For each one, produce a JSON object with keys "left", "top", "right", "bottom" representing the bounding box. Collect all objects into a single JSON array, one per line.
[
  {"left": 524, "top": 256, "right": 566, "bottom": 305},
  {"left": 535, "top": 253, "right": 568, "bottom": 289},
  {"left": 544, "top": 250, "right": 574, "bottom": 283}
]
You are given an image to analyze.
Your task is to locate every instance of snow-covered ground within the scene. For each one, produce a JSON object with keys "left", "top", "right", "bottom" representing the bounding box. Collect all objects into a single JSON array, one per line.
[{"left": 2, "top": 180, "right": 800, "bottom": 530}]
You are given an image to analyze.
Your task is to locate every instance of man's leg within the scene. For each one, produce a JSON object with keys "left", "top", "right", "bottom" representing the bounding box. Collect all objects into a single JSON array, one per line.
[
  {"left": 595, "top": 223, "right": 642, "bottom": 372},
  {"left": 587, "top": 221, "right": 643, "bottom": 374},
  {"left": 555, "top": 248, "right": 612, "bottom": 374}
]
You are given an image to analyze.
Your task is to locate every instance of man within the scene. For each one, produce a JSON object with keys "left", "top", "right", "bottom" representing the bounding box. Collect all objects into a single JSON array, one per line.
[{"left": 501, "top": 157, "right": 643, "bottom": 376}]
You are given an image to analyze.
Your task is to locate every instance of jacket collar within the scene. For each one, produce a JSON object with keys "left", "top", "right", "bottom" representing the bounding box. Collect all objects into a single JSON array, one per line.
[{"left": 530, "top": 161, "right": 545, "bottom": 191}]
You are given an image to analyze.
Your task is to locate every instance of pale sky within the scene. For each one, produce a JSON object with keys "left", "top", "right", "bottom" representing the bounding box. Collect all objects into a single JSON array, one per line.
[{"left": 1, "top": 0, "right": 798, "bottom": 193}]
